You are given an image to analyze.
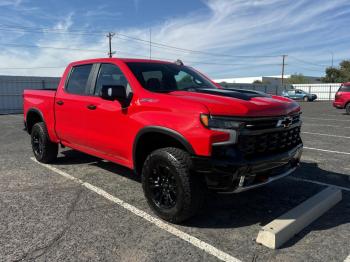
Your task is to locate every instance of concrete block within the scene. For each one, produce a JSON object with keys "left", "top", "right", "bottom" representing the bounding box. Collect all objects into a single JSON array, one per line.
[{"left": 256, "top": 187, "right": 342, "bottom": 249}]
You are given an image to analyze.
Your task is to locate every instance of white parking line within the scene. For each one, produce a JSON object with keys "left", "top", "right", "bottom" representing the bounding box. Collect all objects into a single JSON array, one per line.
[
  {"left": 304, "top": 147, "right": 350, "bottom": 155},
  {"left": 303, "top": 117, "right": 350, "bottom": 122},
  {"left": 303, "top": 124, "right": 350, "bottom": 129},
  {"left": 302, "top": 132, "right": 350, "bottom": 139},
  {"left": 344, "top": 254, "right": 350, "bottom": 262},
  {"left": 289, "top": 177, "right": 350, "bottom": 192},
  {"left": 30, "top": 157, "right": 241, "bottom": 262}
]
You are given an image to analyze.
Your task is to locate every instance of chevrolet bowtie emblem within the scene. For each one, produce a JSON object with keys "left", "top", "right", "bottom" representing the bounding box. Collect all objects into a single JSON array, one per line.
[{"left": 277, "top": 116, "right": 293, "bottom": 128}]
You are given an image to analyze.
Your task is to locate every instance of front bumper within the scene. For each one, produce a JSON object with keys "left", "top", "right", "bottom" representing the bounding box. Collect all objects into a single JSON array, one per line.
[{"left": 192, "top": 144, "right": 302, "bottom": 193}]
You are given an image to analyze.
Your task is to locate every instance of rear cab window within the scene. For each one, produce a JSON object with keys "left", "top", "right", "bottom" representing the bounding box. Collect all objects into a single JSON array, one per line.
[{"left": 66, "top": 64, "right": 93, "bottom": 95}]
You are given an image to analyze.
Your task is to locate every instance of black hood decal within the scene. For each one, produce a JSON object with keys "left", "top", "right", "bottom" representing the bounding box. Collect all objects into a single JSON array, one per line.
[{"left": 194, "top": 88, "right": 270, "bottom": 101}]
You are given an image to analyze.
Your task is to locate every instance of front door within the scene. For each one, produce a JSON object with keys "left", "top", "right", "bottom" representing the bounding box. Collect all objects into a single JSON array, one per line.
[{"left": 82, "top": 63, "right": 133, "bottom": 165}]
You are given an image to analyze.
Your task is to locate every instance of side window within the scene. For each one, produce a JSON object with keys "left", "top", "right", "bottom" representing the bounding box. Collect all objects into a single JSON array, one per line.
[
  {"left": 95, "top": 63, "right": 131, "bottom": 95},
  {"left": 288, "top": 90, "right": 295, "bottom": 95},
  {"left": 66, "top": 64, "right": 93, "bottom": 95},
  {"left": 142, "top": 71, "right": 163, "bottom": 82},
  {"left": 141, "top": 70, "right": 163, "bottom": 91}
]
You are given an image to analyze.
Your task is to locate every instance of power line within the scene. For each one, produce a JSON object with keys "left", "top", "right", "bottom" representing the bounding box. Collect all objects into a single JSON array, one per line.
[
  {"left": 116, "top": 33, "right": 281, "bottom": 59},
  {"left": 0, "top": 43, "right": 283, "bottom": 67},
  {"left": 289, "top": 55, "right": 328, "bottom": 68},
  {"left": 0, "top": 24, "right": 104, "bottom": 36},
  {"left": 0, "top": 23, "right": 338, "bottom": 69},
  {"left": 0, "top": 43, "right": 105, "bottom": 52},
  {"left": 0, "top": 24, "right": 282, "bottom": 59},
  {"left": 0, "top": 66, "right": 65, "bottom": 70}
]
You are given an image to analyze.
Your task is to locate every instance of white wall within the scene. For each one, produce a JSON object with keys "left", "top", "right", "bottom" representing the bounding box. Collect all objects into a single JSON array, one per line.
[{"left": 292, "top": 83, "right": 341, "bottom": 100}]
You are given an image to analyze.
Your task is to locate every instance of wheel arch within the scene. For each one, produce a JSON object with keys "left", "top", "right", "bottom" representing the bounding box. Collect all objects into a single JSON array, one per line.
[
  {"left": 132, "top": 126, "right": 195, "bottom": 175},
  {"left": 26, "top": 108, "right": 44, "bottom": 134}
]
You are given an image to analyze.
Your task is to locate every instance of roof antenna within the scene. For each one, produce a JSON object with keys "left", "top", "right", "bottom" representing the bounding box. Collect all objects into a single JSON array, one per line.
[{"left": 175, "top": 59, "right": 184, "bottom": 66}]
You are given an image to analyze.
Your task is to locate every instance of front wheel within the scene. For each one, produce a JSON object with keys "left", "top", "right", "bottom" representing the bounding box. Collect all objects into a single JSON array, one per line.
[
  {"left": 141, "top": 147, "right": 204, "bottom": 223},
  {"left": 31, "top": 122, "right": 58, "bottom": 163}
]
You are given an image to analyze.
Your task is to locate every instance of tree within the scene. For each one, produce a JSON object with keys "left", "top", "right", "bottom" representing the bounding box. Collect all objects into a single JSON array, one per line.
[
  {"left": 253, "top": 80, "right": 262, "bottom": 84},
  {"left": 322, "top": 60, "right": 350, "bottom": 83},
  {"left": 285, "top": 73, "right": 310, "bottom": 84}
]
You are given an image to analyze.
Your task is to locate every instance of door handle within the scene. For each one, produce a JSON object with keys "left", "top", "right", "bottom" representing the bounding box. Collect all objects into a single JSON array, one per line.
[
  {"left": 56, "top": 100, "right": 64, "bottom": 106},
  {"left": 87, "top": 104, "right": 97, "bottom": 110}
]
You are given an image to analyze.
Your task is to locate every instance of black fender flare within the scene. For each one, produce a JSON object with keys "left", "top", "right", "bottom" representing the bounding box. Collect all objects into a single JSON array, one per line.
[
  {"left": 25, "top": 108, "right": 44, "bottom": 132},
  {"left": 132, "top": 126, "right": 195, "bottom": 169}
]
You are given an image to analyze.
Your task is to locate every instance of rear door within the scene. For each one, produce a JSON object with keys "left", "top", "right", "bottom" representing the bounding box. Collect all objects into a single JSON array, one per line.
[{"left": 55, "top": 63, "right": 97, "bottom": 148}]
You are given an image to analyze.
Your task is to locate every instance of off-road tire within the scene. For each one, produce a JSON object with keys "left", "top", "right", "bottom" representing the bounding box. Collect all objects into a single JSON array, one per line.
[
  {"left": 142, "top": 147, "right": 204, "bottom": 223},
  {"left": 31, "top": 122, "right": 58, "bottom": 163}
]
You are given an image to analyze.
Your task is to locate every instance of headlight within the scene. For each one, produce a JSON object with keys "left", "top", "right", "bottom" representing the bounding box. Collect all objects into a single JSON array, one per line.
[{"left": 200, "top": 114, "right": 243, "bottom": 129}]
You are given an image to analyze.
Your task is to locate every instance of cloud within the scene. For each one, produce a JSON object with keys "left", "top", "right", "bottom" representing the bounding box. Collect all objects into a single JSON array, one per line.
[
  {"left": 0, "top": 0, "right": 22, "bottom": 7},
  {"left": 0, "top": 0, "right": 349, "bottom": 78}
]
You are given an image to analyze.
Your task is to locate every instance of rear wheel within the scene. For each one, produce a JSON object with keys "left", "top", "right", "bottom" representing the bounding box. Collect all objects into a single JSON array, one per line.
[
  {"left": 31, "top": 122, "right": 58, "bottom": 163},
  {"left": 142, "top": 147, "right": 204, "bottom": 223},
  {"left": 346, "top": 103, "right": 350, "bottom": 114},
  {"left": 303, "top": 96, "right": 309, "bottom": 102}
]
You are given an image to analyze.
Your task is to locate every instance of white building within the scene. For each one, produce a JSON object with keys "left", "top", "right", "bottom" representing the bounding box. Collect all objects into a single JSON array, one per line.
[{"left": 214, "top": 75, "right": 291, "bottom": 84}]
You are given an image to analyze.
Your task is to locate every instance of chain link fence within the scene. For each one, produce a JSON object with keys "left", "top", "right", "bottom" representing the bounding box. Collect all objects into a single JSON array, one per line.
[{"left": 0, "top": 76, "right": 60, "bottom": 114}]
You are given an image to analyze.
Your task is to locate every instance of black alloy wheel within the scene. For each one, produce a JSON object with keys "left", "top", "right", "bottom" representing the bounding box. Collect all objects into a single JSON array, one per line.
[
  {"left": 148, "top": 162, "right": 178, "bottom": 209},
  {"left": 32, "top": 131, "right": 44, "bottom": 158}
]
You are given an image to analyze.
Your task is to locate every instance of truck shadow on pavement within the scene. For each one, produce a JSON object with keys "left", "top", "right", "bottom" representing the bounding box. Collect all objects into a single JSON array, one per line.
[{"left": 55, "top": 150, "right": 349, "bottom": 248}]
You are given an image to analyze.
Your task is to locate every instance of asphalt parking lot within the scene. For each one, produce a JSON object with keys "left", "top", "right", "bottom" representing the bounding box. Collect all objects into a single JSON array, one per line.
[{"left": 1, "top": 101, "right": 349, "bottom": 262}]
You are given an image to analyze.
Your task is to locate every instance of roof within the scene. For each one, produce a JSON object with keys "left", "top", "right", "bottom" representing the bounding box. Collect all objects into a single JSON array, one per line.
[{"left": 69, "top": 57, "right": 174, "bottom": 66}]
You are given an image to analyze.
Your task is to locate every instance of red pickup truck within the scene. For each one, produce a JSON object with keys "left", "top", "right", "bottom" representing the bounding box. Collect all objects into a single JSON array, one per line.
[
  {"left": 333, "top": 82, "right": 350, "bottom": 114},
  {"left": 23, "top": 58, "right": 303, "bottom": 223}
]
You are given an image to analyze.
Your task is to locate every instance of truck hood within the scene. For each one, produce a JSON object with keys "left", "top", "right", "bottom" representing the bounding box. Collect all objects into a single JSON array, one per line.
[{"left": 168, "top": 88, "right": 300, "bottom": 117}]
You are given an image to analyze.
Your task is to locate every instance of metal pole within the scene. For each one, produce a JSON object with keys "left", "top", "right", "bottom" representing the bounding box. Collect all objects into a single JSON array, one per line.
[
  {"left": 107, "top": 32, "right": 115, "bottom": 58},
  {"left": 149, "top": 28, "right": 152, "bottom": 60},
  {"left": 281, "top": 55, "right": 287, "bottom": 89}
]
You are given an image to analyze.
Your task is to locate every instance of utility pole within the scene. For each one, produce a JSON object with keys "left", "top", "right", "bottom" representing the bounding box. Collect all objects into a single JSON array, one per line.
[
  {"left": 331, "top": 52, "right": 334, "bottom": 68},
  {"left": 281, "top": 55, "right": 287, "bottom": 88},
  {"left": 149, "top": 28, "right": 152, "bottom": 60},
  {"left": 106, "top": 32, "right": 116, "bottom": 58}
]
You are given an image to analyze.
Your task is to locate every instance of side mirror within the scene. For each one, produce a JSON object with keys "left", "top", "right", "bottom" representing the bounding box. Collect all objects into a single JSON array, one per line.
[
  {"left": 100, "top": 85, "right": 132, "bottom": 108},
  {"left": 100, "top": 85, "right": 127, "bottom": 101}
]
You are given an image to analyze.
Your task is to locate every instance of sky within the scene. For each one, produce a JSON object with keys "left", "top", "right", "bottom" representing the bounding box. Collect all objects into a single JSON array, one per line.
[{"left": 0, "top": 0, "right": 349, "bottom": 78}]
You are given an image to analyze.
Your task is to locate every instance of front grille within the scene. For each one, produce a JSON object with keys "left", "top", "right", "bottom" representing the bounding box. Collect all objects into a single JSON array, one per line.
[
  {"left": 244, "top": 114, "right": 301, "bottom": 130},
  {"left": 238, "top": 126, "right": 302, "bottom": 158}
]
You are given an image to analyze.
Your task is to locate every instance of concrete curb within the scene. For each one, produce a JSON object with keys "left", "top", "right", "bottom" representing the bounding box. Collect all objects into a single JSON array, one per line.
[{"left": 256, "top": 187, "right": 342, "bottom": 249}]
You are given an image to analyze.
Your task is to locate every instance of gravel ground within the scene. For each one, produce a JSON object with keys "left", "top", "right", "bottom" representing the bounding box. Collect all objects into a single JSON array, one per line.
[{"left": 0, "top": 101, "right": 349, "bottom": 262}]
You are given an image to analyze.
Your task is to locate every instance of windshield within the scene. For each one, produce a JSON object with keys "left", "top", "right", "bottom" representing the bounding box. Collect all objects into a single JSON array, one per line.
[{"left": 126, "top": 62, "right": 218, "bottom": 92}]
